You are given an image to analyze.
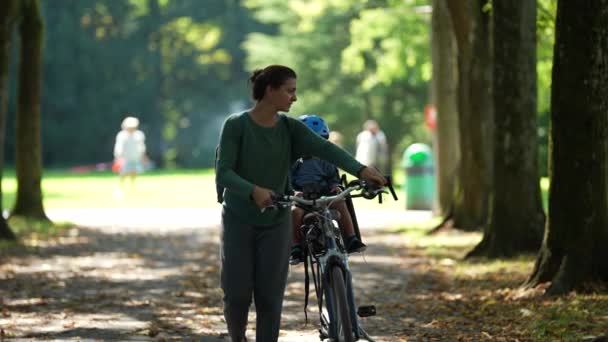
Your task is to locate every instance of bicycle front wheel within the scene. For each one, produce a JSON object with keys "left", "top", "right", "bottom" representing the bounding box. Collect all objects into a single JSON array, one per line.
[{"left": 329, "top": 266, "right": 354, "bottom": 342}]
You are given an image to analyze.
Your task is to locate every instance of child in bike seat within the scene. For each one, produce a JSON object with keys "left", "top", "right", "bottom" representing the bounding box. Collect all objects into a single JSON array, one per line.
[{"left": 290, "top": 114, "right": 366, "bottom": 265}]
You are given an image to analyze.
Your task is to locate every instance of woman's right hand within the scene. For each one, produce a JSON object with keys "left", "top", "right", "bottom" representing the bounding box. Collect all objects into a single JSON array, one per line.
[
  {"left": 359, "top": 166, "right": 387, "bottom": 186},
  {"left": 251, "top": 185, "right": 274, "bottom": 209}
]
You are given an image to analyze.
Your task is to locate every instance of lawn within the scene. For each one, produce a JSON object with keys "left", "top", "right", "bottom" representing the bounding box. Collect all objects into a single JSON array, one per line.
[
  {"left": 1, "top": 169, "right": 549, "bottom": 211},
  {"left": 2, "top": 169, "right": 219, "bottom": 209},
  {"left": 1, "top": 169, "right": 408, "bottom": 210}
]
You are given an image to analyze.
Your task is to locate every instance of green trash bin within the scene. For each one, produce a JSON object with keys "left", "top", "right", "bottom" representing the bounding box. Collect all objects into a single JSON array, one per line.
[{"left": 402, "top": 143, "right": 435, "bottom": 210}]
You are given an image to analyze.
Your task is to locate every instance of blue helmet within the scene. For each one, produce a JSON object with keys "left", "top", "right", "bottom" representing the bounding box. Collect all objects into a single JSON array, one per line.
[{"left": 299, "top": 114, "right": 329, "bottom": 139}]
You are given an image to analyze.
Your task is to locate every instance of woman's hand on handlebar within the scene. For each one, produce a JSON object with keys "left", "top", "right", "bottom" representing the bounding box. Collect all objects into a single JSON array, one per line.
[
  {"left": 359, "top": 166, "right": 387, "bottom": 186},
  {"left": 252, "top": 185, "right": 274, "bottom": 209}
]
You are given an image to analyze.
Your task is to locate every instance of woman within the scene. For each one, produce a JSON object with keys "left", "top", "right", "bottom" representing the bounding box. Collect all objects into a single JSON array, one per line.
[{"left": 215, "top": 65, "right": 386, "bottom": 341}]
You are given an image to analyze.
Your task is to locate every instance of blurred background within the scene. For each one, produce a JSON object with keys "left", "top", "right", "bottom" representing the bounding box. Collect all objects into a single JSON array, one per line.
[{"left": 3, "top": 0, "right": 553, "bottom": 174}]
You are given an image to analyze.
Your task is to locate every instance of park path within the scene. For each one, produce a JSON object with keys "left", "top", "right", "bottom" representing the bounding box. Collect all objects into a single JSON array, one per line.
[{"left": 0, "top": 208, "right": 433, "bottom": 341}]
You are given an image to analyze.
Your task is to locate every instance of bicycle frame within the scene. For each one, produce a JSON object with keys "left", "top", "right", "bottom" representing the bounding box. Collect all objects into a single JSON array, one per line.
[{"left": 271, "top": 182, "right": 387, "bottom": 341}]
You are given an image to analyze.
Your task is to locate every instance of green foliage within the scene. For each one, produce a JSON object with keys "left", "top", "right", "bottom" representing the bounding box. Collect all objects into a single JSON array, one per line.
[
  {"left": 5, "top": 0, "right": 268, "bottom": 168},
  {"left": 2, "top": 0, "right": 556, "bottom": 173},
  {"left": 536, "top": 0, "right": 557, "bottom": 176},
  {"left": 244, "top": 0, "right": 432, "bottom": 159}
]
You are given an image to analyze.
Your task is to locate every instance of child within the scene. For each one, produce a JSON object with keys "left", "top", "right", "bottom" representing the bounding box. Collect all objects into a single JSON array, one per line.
[{"left": 290, "top": 114, "right": 366, "bottom": 265}]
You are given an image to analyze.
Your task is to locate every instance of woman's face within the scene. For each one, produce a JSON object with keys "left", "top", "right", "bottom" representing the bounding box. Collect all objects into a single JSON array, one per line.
[{"left": 268, "top": 77, "right": 297, "bottom": 112}]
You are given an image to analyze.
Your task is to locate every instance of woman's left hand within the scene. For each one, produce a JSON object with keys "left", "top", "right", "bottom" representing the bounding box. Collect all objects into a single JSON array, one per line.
[{"left": 359, "top": 166, "right": 387, "bottom": 186}]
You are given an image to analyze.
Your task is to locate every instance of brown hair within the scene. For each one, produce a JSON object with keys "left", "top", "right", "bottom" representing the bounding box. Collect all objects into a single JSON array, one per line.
[{"left": 249, "top": 65, "right": 297, "bottom": 101}]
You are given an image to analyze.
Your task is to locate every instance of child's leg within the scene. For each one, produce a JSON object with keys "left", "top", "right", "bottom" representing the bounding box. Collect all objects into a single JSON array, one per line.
[
  {"left": 332, "top": 201, "right": 355, "bottom": 237},
  {"left": 291, "top": 207, "right": 304, "bottom": 244},
  {"left": 290, "top": 207, "right": 306, "bottom": 264},
  {"left": 333, "top": 201, "right": 366, "bottom": 253}
]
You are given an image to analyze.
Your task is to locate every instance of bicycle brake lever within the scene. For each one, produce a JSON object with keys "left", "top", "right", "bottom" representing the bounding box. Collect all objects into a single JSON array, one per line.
[{"left": 385, "top": 176, "right": 399, "bottom": 201}]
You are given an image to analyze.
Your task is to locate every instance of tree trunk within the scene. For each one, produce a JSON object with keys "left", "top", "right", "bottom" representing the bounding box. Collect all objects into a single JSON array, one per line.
[
  {"left": 12, "top": 0, "right": 48, "bottom": 220},
  {"left": 145, "top": 0, "right": 164, "bottom": 167},
  {"left": 0, "top": 0, "right": 18, "bottom": 240},
  {"left": 446, "top": 0, "right": 493, "bottom": 231},
  {"left": 467, "top": 0, "right": 545, "bottom": 258},
  {"left": 525, "top": 0, "right": 608, "bottom": 294},
  {"left": 431, "top": 0, "right": 459, "bottom": 216}
]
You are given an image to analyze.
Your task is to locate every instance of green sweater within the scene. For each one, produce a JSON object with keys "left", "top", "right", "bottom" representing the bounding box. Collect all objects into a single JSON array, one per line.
[{"left": 216, "top": 112, "right": 364, "bottom": 225}]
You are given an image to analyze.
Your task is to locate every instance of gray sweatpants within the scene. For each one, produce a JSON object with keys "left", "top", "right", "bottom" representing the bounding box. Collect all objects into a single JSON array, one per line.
[{"left": 220, "top": 208, "right": 291, "bottom": 342}]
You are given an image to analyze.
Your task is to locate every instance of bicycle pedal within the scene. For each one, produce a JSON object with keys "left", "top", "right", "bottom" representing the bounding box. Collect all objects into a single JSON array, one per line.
[{"left": 357, "top": 305, "right": 376, "bottom": 317}]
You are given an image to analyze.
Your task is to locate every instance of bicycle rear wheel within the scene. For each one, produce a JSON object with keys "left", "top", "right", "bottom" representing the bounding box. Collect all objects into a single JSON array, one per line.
[{"left": 329, "top": 266, "right": 354, "bottom": 342}]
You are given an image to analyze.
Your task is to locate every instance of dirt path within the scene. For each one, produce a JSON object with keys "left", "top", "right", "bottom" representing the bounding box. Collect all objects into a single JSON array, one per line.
[{"left": 0, "top": 208, "right": 435, "bottom": 341}]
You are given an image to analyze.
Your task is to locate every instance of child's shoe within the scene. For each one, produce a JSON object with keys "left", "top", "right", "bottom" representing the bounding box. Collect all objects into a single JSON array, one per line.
[
  {"left": 346, "top": 236, "right": 367, "bottom": 253},
  {"left": 290, "top": 245, "right": 305, "bottom": 265}
]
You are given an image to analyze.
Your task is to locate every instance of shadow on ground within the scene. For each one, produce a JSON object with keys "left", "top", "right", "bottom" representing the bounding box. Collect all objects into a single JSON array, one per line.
[{"left": 0, "top": 219, "right": 482, "bottom": 341}]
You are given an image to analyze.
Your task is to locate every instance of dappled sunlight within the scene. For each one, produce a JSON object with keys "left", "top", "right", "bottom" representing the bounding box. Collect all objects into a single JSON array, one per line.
[
  {"left": 348, "top": 252, "right": 425, "bottom": 268},
  {"left": 3, "top": 209, "right": 606, "bottom": 340},
  {"left": 0, "top": 312, "right": 149, "bottom": 339},
  {"left": 0, "top": 223, "right": 226, "bottom": 340}
]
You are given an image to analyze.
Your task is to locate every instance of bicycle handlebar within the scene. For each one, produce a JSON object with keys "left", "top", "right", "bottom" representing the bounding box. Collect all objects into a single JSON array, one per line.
[{"left": 263, "top": 178, "right": 398, "bottom": 211}]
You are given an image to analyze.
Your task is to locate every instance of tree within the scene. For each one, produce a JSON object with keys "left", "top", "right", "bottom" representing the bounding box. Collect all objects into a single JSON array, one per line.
[
  {"left": 244, "top": 0, "right": 432, "bottom": 163},
  {"left": 444, "top": 0, "right": 493, "bottom": 231},
  {"left": 466, "top": 0, "right": 544, "bottom": 258},
  {"left": 3, "top": 1, "right": 262, "bottom": 168},
  {"left": 0, "top": 0, "right": 18, "bottom": 239},
  {"left": 525, "top": 0, "right": 608, "bottom": 294},
  {"left": 12, "top": 0, "right": 48, "bottom": 220},
  {"left": 431, "top": 0, "right": 459, "bottom": 216}
]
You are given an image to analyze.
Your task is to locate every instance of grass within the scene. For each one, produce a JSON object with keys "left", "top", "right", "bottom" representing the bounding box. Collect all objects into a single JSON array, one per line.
[
  {"left": 395, "top": 220, "right": 608, "bottom": 341},
  {"left": 1, "top": 167, "right": 548, "bottom": 210},
  {"left": 2, "top": 168, "right": 406, "bottom": 210},
  {"left": 2, "top": 169, "right": 219, "bottom": 209},
  {"left": 0, "top": 216, "right": 76, "bottom": 251}
]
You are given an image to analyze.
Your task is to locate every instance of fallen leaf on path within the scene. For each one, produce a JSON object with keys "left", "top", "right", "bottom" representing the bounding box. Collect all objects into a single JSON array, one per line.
[
  {"left": 519, "top": 308, "right": 534, "bottom": 317},
  {"left": 63, "top": 321, "right": 76, "bottom": 328}
]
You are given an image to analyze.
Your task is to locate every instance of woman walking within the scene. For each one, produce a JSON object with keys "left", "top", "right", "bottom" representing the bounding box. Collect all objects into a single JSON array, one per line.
[{"left": 215, "top": 65, "right": 385, "bottom": 341}]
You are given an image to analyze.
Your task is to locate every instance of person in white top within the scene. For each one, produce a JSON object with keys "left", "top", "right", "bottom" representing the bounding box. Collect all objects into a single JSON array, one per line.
[
  {"left": 114, "top": 116, "right": 147, "bottom": 190},
  {"left": 355, "top": 119, "right": 388, "bottom": 173}
]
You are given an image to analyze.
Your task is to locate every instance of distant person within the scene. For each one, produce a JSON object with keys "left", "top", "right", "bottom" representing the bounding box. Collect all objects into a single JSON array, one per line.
[
  {"left": 328, "top": 130, "right": 344, "bottom": 147},
  {"left": 113, "top": 116, "right": 147, "bottom": 191},
  {"left": 355, "top": 119, "right": 389, "bottom": 173}
]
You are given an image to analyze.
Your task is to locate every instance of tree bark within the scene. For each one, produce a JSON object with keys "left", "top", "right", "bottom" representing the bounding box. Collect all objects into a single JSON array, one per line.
[
  {"left": 12, "top": 0, "right": 48, "bottom": 220},
  {"left": 467, "top": 0, "right": 545, "bottom": 258},
  {"left": 525, "top": 0, "right": 608, "bottom": 294},
  {"left": 446, "top": 0, "right": 493, "bottom": 231},
  {"left": 0, "top": 0, "right": 18, "bottom": 239},
  {"left": 431, "top": 0, "right": 459, "bottom": 217},
  {"left": 145, "top": 0, "right": 165, "bottom": 167}
]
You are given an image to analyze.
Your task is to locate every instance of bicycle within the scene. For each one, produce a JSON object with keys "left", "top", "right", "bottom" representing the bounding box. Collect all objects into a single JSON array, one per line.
[{"left": 268, "top": 178, "right": 398, "bottom": 342}]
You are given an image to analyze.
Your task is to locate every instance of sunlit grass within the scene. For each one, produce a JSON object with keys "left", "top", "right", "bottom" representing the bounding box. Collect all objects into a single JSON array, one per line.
[
  {"left": 0, "top": 216, "right": 76, "bottom": 251},
  {"left": 394, "top": 220, "right": 480, "bottom": 260},
  {"left": 1, "top": 168, "right": 406, "bottom": 210},
  {"left": 2, "top": 169, "right": 218, "bottom": 209},
  {"left": 1, "top": 167, "right": 547, "bottom": 211}
]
